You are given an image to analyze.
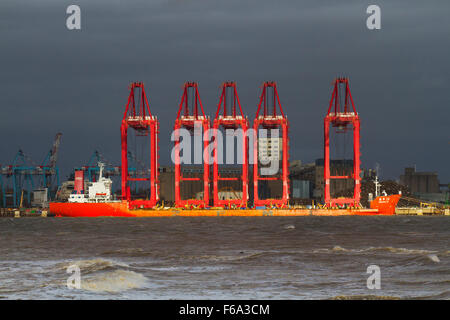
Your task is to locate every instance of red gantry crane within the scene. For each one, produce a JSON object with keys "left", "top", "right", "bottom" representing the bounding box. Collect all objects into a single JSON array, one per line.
[
  {"left": 121, "top": 82, "right": 159, "bottom": 209},
  {"left": 324, "top": 77, "right": 361, "bottom": 207},
  {"left": 174, "top": 82, "right": 210, "bottom": 208},
  {"left": 253, "top": 81, "right": 289, "bottom": 208},
  {"left": 212, "top": 81, "right": 249, "bottom": 208}
]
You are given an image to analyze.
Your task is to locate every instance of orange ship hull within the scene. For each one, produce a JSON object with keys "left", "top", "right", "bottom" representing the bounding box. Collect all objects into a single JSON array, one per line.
[{"left": 49, "top": 195, "right": 401, "bottom": 217}]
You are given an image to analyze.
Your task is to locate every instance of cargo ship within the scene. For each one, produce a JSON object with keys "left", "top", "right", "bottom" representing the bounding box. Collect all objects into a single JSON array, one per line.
[
  {"left": 50, "top": 79, "right": 404, "bottom": 217},
  {"left": 50, "top": 163, "right": 401, "bottom": 217}
]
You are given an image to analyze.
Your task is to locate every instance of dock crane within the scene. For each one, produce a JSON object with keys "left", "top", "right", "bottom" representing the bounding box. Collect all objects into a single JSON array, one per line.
[
  {"left": 212, "top": 81, "right": 249, "bottom": 208},
  {"left": 173, "top": 82, "right": 210, "bottom": 208},
  {"left": 39, "top": 133, "right": 62, "bottom": 190},
  {"left": 324, "top": 78, "right": 361, "bottom": 208},
  {"left": 75, "top": 150, "right": 120, "bottom": 182},
  {"left": 253, "top": 81, "right": 290, "bottom": 208},
  {"left": 0, "top": 133, "right": 62, "bottom": 207},
  {"left": 121, "top": 82, "right": 159, "bottom": 209}
]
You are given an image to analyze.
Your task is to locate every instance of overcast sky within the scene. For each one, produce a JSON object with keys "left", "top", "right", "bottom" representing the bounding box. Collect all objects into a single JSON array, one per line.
[{"left": 0, "top": 0, "right": 448, "bottom": 183}]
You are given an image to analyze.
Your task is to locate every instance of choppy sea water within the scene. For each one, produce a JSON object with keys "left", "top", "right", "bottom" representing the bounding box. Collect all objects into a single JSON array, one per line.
[{"left": 0, "top": 216, "right": 448, "bottom": 299}]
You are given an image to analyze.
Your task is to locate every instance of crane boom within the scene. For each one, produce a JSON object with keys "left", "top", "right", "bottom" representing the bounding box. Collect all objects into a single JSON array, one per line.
[{"left": 49, "top": 133, "right": 62, "bottom": 169}]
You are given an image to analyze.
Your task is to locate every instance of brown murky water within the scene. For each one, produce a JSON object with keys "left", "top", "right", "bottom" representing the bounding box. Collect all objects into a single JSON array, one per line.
[{"left": 0, "top": 216, "right": 448, "bottom": 299}]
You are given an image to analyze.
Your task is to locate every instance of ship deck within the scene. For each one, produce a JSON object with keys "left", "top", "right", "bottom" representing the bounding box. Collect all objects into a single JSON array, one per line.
[{"left": 49, "top": 201, "right": 385, "bottom": 217}]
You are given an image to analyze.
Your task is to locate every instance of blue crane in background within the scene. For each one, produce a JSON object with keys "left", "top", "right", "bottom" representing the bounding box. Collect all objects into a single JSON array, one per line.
[
  {"left": 75, "top": 150, "right": 120, "bottom": 182},
  {"left": 73, "top": 150, "right": 142, "bottom": 195},
  {"left": 0, "top": 133, "right": 62, "bottom": 208}
]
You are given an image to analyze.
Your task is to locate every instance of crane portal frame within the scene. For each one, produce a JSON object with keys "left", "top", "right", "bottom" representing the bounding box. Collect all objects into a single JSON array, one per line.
[
  {"left": 173, "top": 82, "right": 210, "bottom": 208},
  {"left": 253, "top": 81, "right": 289, "bottom": 208},
  {"left": 324, "top": 77, "right": 361, "bottom": 207},
  {"left": 120, "top": 82, "right": 159, "bottom": 209},
  {"left": 212, "top": 81, "right": 249, "bottom": 208}
]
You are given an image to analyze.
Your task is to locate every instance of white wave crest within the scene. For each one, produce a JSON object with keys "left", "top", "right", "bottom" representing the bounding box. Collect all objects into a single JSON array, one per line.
[
  {"left": 427, "top": 254, "right": 440, "bottom": 263},
  {"left": 81, "top": 270, "right": 147, "bottom": 293},
  {"left": 313, "top": 246, "right": 438, "bottom": 255}
]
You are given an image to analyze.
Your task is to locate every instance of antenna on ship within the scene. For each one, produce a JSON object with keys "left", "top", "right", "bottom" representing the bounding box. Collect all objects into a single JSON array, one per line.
[
  {"left": 374, "top": 176, "right": 381, "bottom": 198},
  {"left": 98, "top": 162, "right": 104, "bottom": 181}
]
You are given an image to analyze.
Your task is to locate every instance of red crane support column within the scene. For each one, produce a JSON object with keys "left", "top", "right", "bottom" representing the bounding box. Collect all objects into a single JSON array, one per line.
[
  {"left": 324, "top": 77, "right": 361, "bottom": 208},
  {"left": 174, "top": 82, "right": 210, "bottom": 208},
  {"left": 120, "top": 82, "right": 159, "bottom": 209},
  {"left": 212, "top": 81, "right": 249, "bottom": 208},
  {"left": 253, "top": 81, "right": 289, "bottom": 208}
]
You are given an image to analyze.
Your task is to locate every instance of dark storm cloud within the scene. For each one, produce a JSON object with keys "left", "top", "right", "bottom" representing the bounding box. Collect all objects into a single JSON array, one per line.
[{"left": 0, "top": 0, "right": 448, "bottom": 182}]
